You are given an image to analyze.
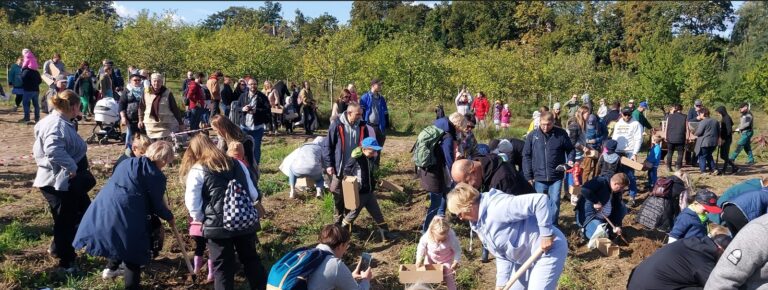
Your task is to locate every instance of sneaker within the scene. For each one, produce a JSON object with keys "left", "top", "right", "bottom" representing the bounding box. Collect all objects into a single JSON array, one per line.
[
  {"left": 12, "top": 106, "right": 18, "bottom": 112},
  {"left": 18, "top": 118, "right": 28, "bottom": 123},
  {"left": 101, "top": 268, "right": 124, "bottom": 279},
  {"left": 26, "top": 120, "right": 36, "bottom": 125}
]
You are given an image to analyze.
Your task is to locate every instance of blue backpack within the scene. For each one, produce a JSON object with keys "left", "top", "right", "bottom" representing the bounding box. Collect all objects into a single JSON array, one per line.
[{"left": 267, "top": 247, "right": 332, "bottom": 290}]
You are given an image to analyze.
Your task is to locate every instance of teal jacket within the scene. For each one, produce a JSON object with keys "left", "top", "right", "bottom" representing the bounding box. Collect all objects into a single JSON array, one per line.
[
  {"left": 8, "top": 63, "right": 22, "bottom": 88},
  {"left": 632, "top": 109, "right": 652, "bottom": 129}
]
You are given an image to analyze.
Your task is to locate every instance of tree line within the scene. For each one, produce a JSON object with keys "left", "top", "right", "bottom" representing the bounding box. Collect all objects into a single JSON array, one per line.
[{"left": 0, "top": 1, "right": 766, "bottom": 111}]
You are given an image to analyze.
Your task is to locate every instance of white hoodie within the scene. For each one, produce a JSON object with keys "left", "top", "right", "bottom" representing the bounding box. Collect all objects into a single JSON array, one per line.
[{"left": 611, "top": 118, "right": 643, "bottom": 157}]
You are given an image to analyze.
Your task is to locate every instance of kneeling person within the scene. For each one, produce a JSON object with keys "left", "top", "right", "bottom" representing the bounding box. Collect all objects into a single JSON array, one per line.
[
  {"left": 668, "top": 190, "right": 722, "bottom": 243},
  {"left": 575, "top": 173, "right": 629, "bottom": 243}
]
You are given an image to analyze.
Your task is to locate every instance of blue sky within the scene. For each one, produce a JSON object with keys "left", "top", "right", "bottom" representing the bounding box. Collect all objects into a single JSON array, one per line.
[{"left": 113, "top": 1, "right": 743, "bottom": 36}]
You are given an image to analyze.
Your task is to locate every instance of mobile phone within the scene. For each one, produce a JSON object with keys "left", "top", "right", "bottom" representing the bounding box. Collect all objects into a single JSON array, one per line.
[{"left": 359, "top": 252, "right": 372, "bottom": 271}]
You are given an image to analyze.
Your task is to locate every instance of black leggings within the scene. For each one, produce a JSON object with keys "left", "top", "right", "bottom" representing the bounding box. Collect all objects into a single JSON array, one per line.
[
  {"left": 194, "top": 236, "right": 207, "bottom": 256},
  {"left": 721, "top": 204, "right": 749, "bottom": 236},
  {"left": 108, "top": 259, "right": 142, "bottom": 290},
  {"left": 15, "top": 93, "right": 22, "bottom": 107},
  {"left": 666, "top": 142, "right": 684, "bottom": 169}
]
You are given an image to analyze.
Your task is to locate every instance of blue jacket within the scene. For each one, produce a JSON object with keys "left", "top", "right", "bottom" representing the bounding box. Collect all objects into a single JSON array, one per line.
[
  {"left": 585, "top": 114, "right": 603, "bottom": 149},
  {"left": 522, "top": 127, "right": 574, "bottom": 182},
  {"left": 8, "top": 63, "right": 22, "bottom": 88},
  {"left": 725, "top": 188, "right": 768, "bottom": 222},
  {"left": 646, "top": 144, "right": 662, "bottom": 167},
  {"left": 708, "top": 179, "right": 763, "bottom": 224},
  {"left": 669, "top": 207, "right": 707, "bottom": 240},
  {"left": 73, "top": 157, "right": 173, "bottom": 266},
  {"left": 359, "top": 91, "right": 389, "bottom": 133}
]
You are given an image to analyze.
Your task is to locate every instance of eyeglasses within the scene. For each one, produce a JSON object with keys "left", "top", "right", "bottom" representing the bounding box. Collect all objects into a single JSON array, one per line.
[{"left": 132, "top": 79, "right": 141, "bottom": 82}]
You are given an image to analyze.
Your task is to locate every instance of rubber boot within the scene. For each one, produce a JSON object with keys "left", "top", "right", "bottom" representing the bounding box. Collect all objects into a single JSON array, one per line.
[
  {"left": 193, "top": 256, "right": 203, "bottom": 275},
  {"left": 207, "top": 259, "right": 215, "bottom": 283},
  {"left": 480, "top": 247, "right": 490, "bottom": 263}
]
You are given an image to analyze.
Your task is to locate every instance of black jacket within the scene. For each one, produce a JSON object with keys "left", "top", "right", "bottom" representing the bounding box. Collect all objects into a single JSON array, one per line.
[
  {"left": 627, "top": 236, "right": 720, "bottom": 290},
  {"left": 21, "top": 68, "right": 42, "bottom": 92},
  {"left": 201, "top": 159, "right": 258, "bottom": 239},
  {"left": 119, "top": 88, "right": 142, "bottom": 123},
  {"left": 715, "top": 106, "right": 734, "bottom": 139},
  {"left": 522, "top": 127, "right": 574, "bottom": 182},
  {"left": 666, "top": 112, "right": 688, "bottom": 144},
  {"left": 344, "top": 148, "right": 376, "bottom": 195},
  {"left": 603, "top": 109, "right": 620, "bottom": 125},
  {"left": 324, "top": 117, "right": 375, "bottom": 178},
  {"left": 273, "top": 81, "right": 289, "bottom": 106},
  {"left": 477, "top": 154, "right": 533, "bottom": 195},
  {"left": 505, "top": 138, "right": 525, "bottom": 171},
  {"left": 220, "top": 84, "right": 236, "bottom": 106}
]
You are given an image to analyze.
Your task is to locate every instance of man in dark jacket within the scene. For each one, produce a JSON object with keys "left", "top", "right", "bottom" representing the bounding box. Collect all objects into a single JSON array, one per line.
[
  {"left": 220, "top": 77, "right": 236, "bottom": 117},
  {"left": 688, "top": 99, "right": 703, "bottom": 122},
  {"left": 627, "top": 235, "right": 731, "bottom": 290},
  {"left": 715, "top": 106, "right": 735, "bottom": 174},
  {"left": 666, "top": 104, "right": 688, "bottom": 171},
  {"left": 20, "top": 67, "right": 42, "bottom": 124},
  {"left": 418, "top": 112, "right": 466, "bottom": 232},
  {"left": 694, "top": 108, "right": 719, "bottom": 174},
  {"left": 603, "top": 101, "right": 621, "bottom": 127},
  {"left": 523, "top": 111, "right": 574, "bottom": 226},
  {"left": 238, "top": 79, "right": 271, "bottom": 166},
  {"left": 575, "top": 173, "right": 629, "bottom": 240},
  {"left": 324, "top": 103, "right": 376, "bottom": 226}
]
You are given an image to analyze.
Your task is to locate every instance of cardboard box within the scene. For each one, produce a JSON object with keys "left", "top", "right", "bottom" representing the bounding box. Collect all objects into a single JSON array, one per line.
[
  {"left": 380, "top": 179, "right": 404, "bottom": 193},
  {"left": 342, "top": 176, "right": 360, "bottom": 210},
  {"left": 569, "top": 185, "right": 581, "bottom": 195},
  {"left": 271, "top": 107, "right": 283, "bottom": 114},
  {"left": 295, "top": 177, "right": 315, "bottom": 189},
  {"left": 596, "top": 238, "right": 619, "bottom": 257},
  {"left": 398, "top": 264, "right": 444, "bottom": 284},
  {"left": 620, "top": 156, "right": 645, "bottom": 171}
]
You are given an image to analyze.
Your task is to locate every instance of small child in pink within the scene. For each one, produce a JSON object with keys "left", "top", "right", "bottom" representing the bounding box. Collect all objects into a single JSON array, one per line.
[
  {"left": 22, "top": 48, "right": 38, "bottom": 70},
  {"left": 493, "top": 100, "right": 503, "bottom": 130},
  {"left": 415, "top": 217, "right": 460, "bottom": 290},
  {"left": 501, "top": 104, "right": 511, "bottom": 129}
]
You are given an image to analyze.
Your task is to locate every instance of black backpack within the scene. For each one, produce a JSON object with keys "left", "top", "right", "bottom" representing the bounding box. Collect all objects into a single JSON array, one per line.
[{"left": 650, "top": 177, "right": 674, "bottom": 198}]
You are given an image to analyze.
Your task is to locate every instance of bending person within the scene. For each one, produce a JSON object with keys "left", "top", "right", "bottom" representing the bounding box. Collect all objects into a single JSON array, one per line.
[{"left": 447, "top": 183, "right": 567, "bottom": 290}]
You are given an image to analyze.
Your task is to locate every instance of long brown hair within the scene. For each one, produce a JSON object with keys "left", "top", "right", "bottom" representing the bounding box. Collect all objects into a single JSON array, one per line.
[
  {"left": 211, "top": 115, "right": 245, "bottom": 143},
  {"left": 179, "top": 134, "right": 232, "bottom": 183},
  {"left": 572, "top": 105, "right": 589, "bottom": 130}
]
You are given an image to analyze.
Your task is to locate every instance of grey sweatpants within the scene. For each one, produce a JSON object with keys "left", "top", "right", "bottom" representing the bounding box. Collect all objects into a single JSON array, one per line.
[{"left": 343, "top": 193, "right": 385, "bottom": 225}]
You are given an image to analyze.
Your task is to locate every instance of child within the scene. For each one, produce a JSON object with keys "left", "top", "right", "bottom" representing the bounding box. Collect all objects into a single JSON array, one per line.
[
  {"left": 415, "top": 217, "right": 460, "bottom": 290},
  {"left": 113, "top": 134, "right": 151, "bottom": 174},
  {"left": 501, "top": 104, "right": 511, "bottom": 130},
  {"left": 647, "top": 135, "right": 662, "bottom": 188},
  {"left": 668, "top": 190, "right": 722, "bottom": 243},
  {"left": 341, "top": 137, "right": 393, "bottom": 240},
  {"left": 22, "top": 48, "right": 38, "bottom": 70},
  {"left": 598, "top": 139, "right": 620, "bottom": 178},
  {"left": 282, "top": 96, "right": 298, "bottom": 134},
  {"left": 227, "top": 141, "right": 248, "bottom": 166},
  {"left": 493, "top": 100, "right": 502, "bottom": 130}
]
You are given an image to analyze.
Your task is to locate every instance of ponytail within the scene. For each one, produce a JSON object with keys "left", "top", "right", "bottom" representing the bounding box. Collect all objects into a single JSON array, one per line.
[{"left": 51, "top": 90, "right": 80, "bottom": 114}]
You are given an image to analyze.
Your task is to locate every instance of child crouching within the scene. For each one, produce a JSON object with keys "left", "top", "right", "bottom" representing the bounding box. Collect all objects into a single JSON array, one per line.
[{"left": 415, "top": 217, "right": 460, "bottom": 290}]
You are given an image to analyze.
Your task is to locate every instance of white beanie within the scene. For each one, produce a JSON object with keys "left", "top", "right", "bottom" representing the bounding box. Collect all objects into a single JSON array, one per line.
[{"left": 496, "top": 139, "right": 514, "bottom": 154}]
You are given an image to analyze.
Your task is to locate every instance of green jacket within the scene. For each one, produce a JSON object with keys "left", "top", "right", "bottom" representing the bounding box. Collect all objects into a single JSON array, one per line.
[{"left": 632, "top": 109, "right": 652, "bottom": 129}]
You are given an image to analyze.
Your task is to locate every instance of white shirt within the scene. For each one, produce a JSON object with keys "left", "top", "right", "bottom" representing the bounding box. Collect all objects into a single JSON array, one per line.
[
  {"left": 611, "top": 118, "right": 643, "bottom": 157},
  {"left": 184, "top": 160, "right": 258, "bottom": 221}
]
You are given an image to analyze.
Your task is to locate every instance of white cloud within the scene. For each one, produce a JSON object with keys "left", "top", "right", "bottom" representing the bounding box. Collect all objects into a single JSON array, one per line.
[{"left": 112, "top": 2, "right": 138, "bottom": 18}]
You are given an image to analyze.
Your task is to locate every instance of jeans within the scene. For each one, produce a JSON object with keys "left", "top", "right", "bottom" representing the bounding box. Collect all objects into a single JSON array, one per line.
[
  {"left": 647, "top": 166, "right": 658, "bottom": 188},
  {"left": 189, "top": 107, "right": 205, "bottom": 130},
  {"left": 107, "top": 259, "right": 141, "bottom": 290},
  {"left": 287, "top": 172, "right": 323, "bottom": 190},
  {"left": 124, "top": 124, "right": 138, "bottom": 149},
  {"left": 731, "top": 130, "right": 755, "bottom": 164},
  {"left": 584, "top": 219, "right": 605, "bottom": 239},
  {"left": 666, "top": 143, "right": 685, "bottom": 170},
  {"left": 221, "top": 103, "right": 230, "bottom": 118},
  {"left": 621, "top": 166, "right": 638, "bottom": 199},
  {"left": 534, "top": 180, "right": 563, "bottom": 225},
  {"left": 423, "top": 191, "right": 447, "bottom": 233},
  {"left": 242, "top": 126, "right": 265, "bottom": 165},
  {"left": 22, "top": 90, "right": 40, "bottom": 121},
  {"left": 208, "top": 234, "right": 267, "bottom": 290},
  {"left": 698, "top": 146, "right": 716, "bottom": 173},
  {"left": 41, "top": 186, "right": 91, "bottom": 268}
]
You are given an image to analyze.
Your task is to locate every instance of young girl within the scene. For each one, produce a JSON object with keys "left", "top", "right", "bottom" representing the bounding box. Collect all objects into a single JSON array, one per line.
[
  {"left": 282, "top": 96, "right": 298, "bottom": 134},
  {"left": 493, "top": 100, "right": 502, "bottom": 130},
  {"left": 415, "top": 217, "right": 460, "bottom": 290},
  {"left": 22, "top": 48, "right": 38, "bottom": 70},
  {"left": 227, "top": 141, "right": 248, "bottom": 166},
  {"left": 501, "top": 104, "right": 511, "bottom": 130}
]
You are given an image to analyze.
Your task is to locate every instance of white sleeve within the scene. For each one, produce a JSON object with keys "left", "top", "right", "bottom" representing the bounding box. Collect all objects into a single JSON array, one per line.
[
  {"left": 184, "top": 166, "right": 205, "bottom": 222},
  {"left": 632, "top": 123, "right": 643, "bottom": 155},
  {"left": 239, "top": 160, "right": 260, "bottom": 201}
]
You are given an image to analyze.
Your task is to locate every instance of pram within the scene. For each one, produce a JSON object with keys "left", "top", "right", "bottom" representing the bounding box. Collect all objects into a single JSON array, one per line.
[{"left": 87, "top": 97, "right": 124, "bottom": 144}]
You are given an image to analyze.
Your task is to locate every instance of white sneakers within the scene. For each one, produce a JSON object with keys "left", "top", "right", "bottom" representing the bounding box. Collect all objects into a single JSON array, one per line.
[{"left": 102, "top": 268, "right": 124, "bottom": 279}]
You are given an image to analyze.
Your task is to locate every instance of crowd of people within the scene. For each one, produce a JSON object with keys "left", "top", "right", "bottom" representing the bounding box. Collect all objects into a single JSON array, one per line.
[{"left": 16, "top": 47, "right": 766, "bottom": 290}]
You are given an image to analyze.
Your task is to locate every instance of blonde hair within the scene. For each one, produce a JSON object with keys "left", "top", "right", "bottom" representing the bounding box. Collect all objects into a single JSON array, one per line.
[
  {"left": 427, "top": 217, "right": 451, "bottom": 243},
  {"left": 227, "top": 141, "right": 245, "bottom": 159},
  {"left": 131, "top": 134, "right": 152, "bottom": 154},
  {"left": 448, "top": 112, "right": 468, "bottom": 131},
  {"left": 144, "top": 140, "right": 175, "bottom": 164},
  {"left": 51, "top": 90, "right": 81, "bottom": 114},
  {"left": 446, "top": 183, "right": 480, "bottom": 215},
  {"left": 179, "top": 134, "right": 232, "bottom": 183}
]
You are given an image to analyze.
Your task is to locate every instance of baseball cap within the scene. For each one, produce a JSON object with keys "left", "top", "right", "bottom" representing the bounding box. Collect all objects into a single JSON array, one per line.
[
  {"left": 370, "top": 78, "right": 382, "bottom": 86},
  {"left": 361, "top": 137, "right": 382, "bottom": 151},
  {"left": 639, "top": 101, "right": 648, "bottom": 108},
  {"left": 553, "top": 102, "right": 561, "bottom": 110},
  {"left": 695, "top": 99, "right": 703, "bottom": 106},
  {"left": 695, "top": 189, "right": 722, "bottom": 214},
  {"left": 621, "top": 107, "right": 633, "bottom": 114}
]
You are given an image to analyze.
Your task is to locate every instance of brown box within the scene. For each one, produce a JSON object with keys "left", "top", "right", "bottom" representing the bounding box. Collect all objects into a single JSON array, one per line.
[
  {"left": 569, "top": 185, "right": 581, "bottom": 195},
  {"left": 596, "top": 238, "right": 619, "bottom": 257},
  {"left": 380, "top": 179, "right": 404, "bottom": 193},
  {"left": 620, "top": 156, "right": 645, "bottom": 171},
  {"left": 271, "top": 108, "right": 283, "bottom": 114},
  {"left": 398, "top": 264, "right": 444, "bottom": 284},
  {"left": 342, "top": 176, "right": 360, "bottom": 210},
  {"left": 295, "top": 177, "right": 315, "bottom": 189}
]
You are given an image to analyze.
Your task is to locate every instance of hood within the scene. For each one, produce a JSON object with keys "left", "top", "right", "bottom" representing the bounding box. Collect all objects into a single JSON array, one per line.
[
  {"left": 603, "top": 153, "right": 619, "bottom": 163},
  {"left": 339, "top": 111, "right": 359, "bottom": 128},
  {"left": 681, "top": 236, "right": 719, "bottom": 260},
  {"left": 715, "top": 106, "right": 729, "bottom": 117}
]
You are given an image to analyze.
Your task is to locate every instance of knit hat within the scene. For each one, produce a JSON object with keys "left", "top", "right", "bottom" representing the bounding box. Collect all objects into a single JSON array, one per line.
[
  {"left": 695, "top": 189, "right": 722, "bottom": 214},
  {"left": 488, "top": 139, "right": 501, "bottom": 152},
  {"left": 694, "top": 99, "right": 703, "bottom": 106},
  {"left": 604, "top": 139, "right": 618, "bottom": 154},
  {"left": 496, "top": 139, "right": 514, "bottom": 154},
  {"left": 553, "top": 102, "right": 561, "bottom": 110}
]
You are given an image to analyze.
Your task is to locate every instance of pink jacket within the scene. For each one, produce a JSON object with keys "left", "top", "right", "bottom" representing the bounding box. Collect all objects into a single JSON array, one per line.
[
  {"left": 501, "top": 108, "right": 511, "bottom": 124},
  {"left": 416, "top": 229, "right": 461, "bottom": 265},
  {"left": 23, "top": 51, "right": 38, "bottom": 70}
]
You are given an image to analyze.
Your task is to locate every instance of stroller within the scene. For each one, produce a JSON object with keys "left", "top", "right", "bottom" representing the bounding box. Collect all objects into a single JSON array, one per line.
[{"left": 87, "top": 97, "right": 124, "bottom": 144}]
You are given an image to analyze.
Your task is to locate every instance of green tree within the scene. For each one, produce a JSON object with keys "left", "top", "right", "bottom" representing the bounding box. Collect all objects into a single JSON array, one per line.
[
  {"left": 1, "top": 0, "right": 116, "bottom": 24},
  {"left": 116, "top": 10, "right": 186, "bottom": 76},
  {"left": 301, "top": 28, "right": 363, "bottom": 94}
]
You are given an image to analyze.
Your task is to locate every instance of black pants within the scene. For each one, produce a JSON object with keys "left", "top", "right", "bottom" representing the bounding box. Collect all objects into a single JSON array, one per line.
[
  {"left": 208, "top": 234, "right": 267, "bottom": 290},
  {"left": 14, "top": 93, "right": 23, "bottom": 107},
  {"left": 720, "top": 137, "right": 735, "bottom": 172},
  {"left": 666, "top": 142, "right": 685, "bottom": 170},
  {"left": 194, "top": 236, "right": 207, "bottom": 256},
  {"left": 107, "top": 259, "right": 142, "bottom": 290},
  {"left": 721, "top": 204, "right": 749, "bottom": 236},
  {"left": 41, "top": 186, "right": 91, "bottom": 268},
  {"left": 330, "top": 175, "right": 349, "bottom": 225},
  {"left": 270, "top": 113, "right": 282, "bottom": 133}
]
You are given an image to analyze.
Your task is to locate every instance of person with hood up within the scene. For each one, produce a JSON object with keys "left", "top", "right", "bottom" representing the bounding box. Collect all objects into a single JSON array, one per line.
[
  {"left": 627, "top": 235, "right": 732, "bottom": 290},
  {"left": 581, "top": 93, "right": 593, "bottom": 112},
  {"left": 598, "top": 139, "right": 621, "bottom": 178},
  {"left": 489, "top": 138, "right": 525, "bottom": 171},
  {"left": 715, "top": 106, "right": 735, "bottom": 175},
  {"left": 705, "top": 214, "right": 768, "bottom": 290}
]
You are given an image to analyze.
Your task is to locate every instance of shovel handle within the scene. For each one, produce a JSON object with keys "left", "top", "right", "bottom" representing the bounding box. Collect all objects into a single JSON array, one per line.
[
  {"left": 502, "top": 247, "right": 545, "bottom": 290},
  {"left": 170, "top": 222, "right": 196, "bottom": 277}
]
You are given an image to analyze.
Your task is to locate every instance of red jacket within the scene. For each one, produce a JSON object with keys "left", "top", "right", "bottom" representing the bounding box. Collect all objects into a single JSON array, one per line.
[
  {"left": 472, "top": 97, "right": 490, "bottom": 120},
  {"left": 186, "top": 81, "right": 204, "bottom": 109}
]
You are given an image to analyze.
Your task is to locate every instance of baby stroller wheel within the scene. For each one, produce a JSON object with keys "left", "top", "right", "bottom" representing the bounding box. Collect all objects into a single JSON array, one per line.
[
  {"left": 87, "top": 134, "right": 97, "bottom": 143},
  {"left": 99, "top": 138, "right": 108, "bottom": 145}
]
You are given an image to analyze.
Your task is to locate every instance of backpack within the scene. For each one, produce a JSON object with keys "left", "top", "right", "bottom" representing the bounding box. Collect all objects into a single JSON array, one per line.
[
  {"left": 635, "top": 195, "right": 674, "bottom": 232},
  {"left": 267, "top": 247, "right": 332, "bottom": 290},
  {"left": 229, "top": 100, "right": 243, "bottom": 126},
  {"left": 650, "top": 177, "right": 674, "bottom": 198},
  {"left": 222, "top": 167, "right": 259, "bottom": 232},
  {"left": 412, "top": 125, "right": 446, "bottom": 169}
]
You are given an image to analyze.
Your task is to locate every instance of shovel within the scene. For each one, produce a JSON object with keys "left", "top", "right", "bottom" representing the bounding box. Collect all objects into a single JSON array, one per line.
[
  {"left": 601, "top": 213, "right": 629, "bottom": 246},
  {"left": 170, "top": 222, "right": 198, "bottom": 282},
  {"left": 501, "top": 247, "right": 545, "bottom": 290}
]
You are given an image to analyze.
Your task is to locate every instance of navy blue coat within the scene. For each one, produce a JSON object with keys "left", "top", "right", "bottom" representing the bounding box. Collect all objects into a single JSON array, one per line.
[
  {"left": 522, "top": 127, "right": 574, "bottom": 182},
  {"left": 669, "top": 207, "right": 707, "bottom": 240},
  {"left": 725, "top": 188, "right": 768, "bottom": 221},
  {"left": 576, "top": 176, "right": 625, "bottom": 228},
  {"left": 73, "top": 157, "right": 173, "bottom": 266}
]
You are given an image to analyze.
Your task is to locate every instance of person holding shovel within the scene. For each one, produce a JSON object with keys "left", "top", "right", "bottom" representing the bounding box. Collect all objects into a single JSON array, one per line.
[
  {"left": 574, "top": 173, "right": 629, "bottom": 245},
  {"left": 447, "top": 183, "right": 567, "bottom": 290}
]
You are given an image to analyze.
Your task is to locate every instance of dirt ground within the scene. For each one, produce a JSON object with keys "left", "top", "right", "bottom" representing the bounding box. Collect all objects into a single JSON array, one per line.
[{"left": 0, "top": 105, "right": 763, "bottom": 289}]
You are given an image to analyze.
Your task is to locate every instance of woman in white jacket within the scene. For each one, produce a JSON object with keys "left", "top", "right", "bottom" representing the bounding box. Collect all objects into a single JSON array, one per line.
[
  {"left": 455, "top": 88, "right": 472, "bottom": 116},
  {"left": 279, "top": 137, "right": 327, "bottom": 198}
]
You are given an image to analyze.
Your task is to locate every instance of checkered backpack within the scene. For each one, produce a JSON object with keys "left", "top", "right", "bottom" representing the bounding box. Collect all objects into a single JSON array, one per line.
[{"left": 223, "top": 175, "right": 259, "bottom": 232}]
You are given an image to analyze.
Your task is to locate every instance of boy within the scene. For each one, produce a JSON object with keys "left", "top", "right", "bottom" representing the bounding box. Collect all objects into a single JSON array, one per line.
[
  {"left": 113, "top": 134, "right": 151, "bottom": 174},
  {"left": 668, "top": 190, "right": 722, "bottom": 243},
  {"left": 342, "top": 137, "right": 394, "bottom": 241},
  {"left": 646, "top": 135, "right": 662, "bottom": 188},
  {"left": 598, "top": 139, "right": 620, "bottom": 178}
]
